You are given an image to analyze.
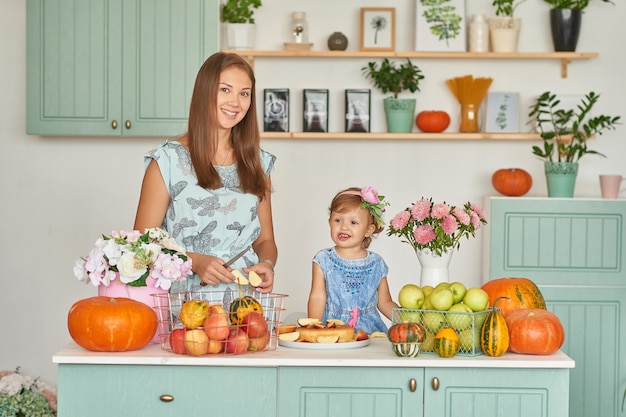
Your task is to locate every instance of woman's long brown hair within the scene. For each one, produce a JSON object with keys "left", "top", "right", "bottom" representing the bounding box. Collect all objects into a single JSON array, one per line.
[{"left": 187, "top": 52, "right": 267, "bottom": 200}]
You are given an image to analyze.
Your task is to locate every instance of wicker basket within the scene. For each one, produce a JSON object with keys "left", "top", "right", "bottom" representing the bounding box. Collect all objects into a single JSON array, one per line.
[
  {"left": 392, "top": 307, "right": 492, "bottom": 356},
  {"left": 153, "top": 290, "right": 287, "bottom": 355}
]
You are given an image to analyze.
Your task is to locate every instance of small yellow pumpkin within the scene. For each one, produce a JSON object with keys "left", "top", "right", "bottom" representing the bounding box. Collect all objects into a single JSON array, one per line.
[
  {"left": 433, "top": 327, "right": 460, "bottom": 358},
  {"left": 480, "top": 297, "right": 510, "bottom": 357}
]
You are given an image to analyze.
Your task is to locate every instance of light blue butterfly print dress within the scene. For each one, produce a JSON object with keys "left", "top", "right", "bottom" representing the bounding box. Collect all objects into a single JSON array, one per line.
[
  {"left": 312, "top": 248, "right": 389, "bottom": 334},
  {"left": 145, "top": 140, "right": 276, "bottom": 294}
]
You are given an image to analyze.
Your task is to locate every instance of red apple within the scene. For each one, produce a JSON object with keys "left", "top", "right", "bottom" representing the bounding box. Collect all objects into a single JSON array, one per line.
[
  {"left": 224, "top": 326, "right": 250, "bottom": 354},
  {"left": 241, "top": 311, "right": 268, "bottom": 338},
  {"left": 169, "top": 328, "right": 187, "bottom": 354},
  {"left": 248, "top": 331, "right": 270, "bottom": 352},
  {"left": 203, "top": 305, "right": 230, "bottom": 341},
  {"left": 355, "top": 330, "right": 369, "bottom": 341}
]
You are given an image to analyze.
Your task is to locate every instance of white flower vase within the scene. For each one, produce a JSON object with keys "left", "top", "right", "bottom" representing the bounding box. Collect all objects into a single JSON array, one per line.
[
  {"left": 98, "top": 276, "right": 168, "bottom": 344},
  {"left": 416, "top": 248, "right": 454, "bottom": 288}
]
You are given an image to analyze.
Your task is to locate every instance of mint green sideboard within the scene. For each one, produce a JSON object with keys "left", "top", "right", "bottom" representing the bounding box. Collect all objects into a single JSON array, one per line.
[
  {"left": 26, "top": 0, "right": 217, "bottom": 136},
  {"left": 486, "top": 197, "right": 626, "bottom": 417}
]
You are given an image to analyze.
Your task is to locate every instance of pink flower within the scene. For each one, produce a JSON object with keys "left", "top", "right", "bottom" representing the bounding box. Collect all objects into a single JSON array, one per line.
[
  {"left": 414, "top": 224, "right": 436, "bottom": 244},
  {"left": 431, "top": 203, "right": 451, "bottom": 219},
  {"left": 471, "top": 203, "right": 486, "bottom": 220},
  {"left": 441, "top": 215, "right": 458, "bottom": 235},
  {"left": 360, "top": 186, "right": 380, "bottom": 204},
  {"left": 470, "top": 211, "right": 482, "bottom": 228},
  {"left": 453, "top": 207, "right": 470, "bottom": 225},
  {"left": 390, "top": 210, "right": 410, "bottom": 230},
  {"left": 411, "top": 198, "right": 432, "bottom": 221}
]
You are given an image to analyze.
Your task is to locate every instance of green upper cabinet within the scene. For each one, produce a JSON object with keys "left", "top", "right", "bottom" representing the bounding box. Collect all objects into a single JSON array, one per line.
[{"left": 26, "top": 0, "right": 217, "bottom": 136}]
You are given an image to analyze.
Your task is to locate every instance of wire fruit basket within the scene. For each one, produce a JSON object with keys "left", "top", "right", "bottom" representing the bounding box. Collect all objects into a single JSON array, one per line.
[
  {"left": 392, "top": 307, "right": 492, "bottom": 356},
  {"left": 153, "top": 290, "right": 287, "bottom": 356}
]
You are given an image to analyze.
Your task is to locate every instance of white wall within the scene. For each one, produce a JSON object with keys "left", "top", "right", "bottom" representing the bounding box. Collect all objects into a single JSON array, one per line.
[{"left": 1, "top": 0, "right": 624, "bottom": 386}]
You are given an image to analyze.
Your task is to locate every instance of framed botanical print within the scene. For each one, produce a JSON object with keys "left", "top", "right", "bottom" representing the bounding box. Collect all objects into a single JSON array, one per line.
[
  {"left": 345, "top": 89, "right": 371, "bottom": 133},
  {"left": 485, "top": 92, "right": 519, "bottom": 133},
  {"left": 303, "top": 89, "right": 329, "bottom": 133},
  {"left": 263, "top": 89, "right": 290, "bottom": 132},
  {"left": 415, "top": 0, "right": 466, "bottom": 52},
  {"left": 360, "top": 7, "right": 396, "bottom": 51}
]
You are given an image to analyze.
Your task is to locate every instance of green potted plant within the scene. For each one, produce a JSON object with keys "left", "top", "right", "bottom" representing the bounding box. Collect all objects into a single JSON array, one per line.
[
  {"left": 361, "top": 58, "right": 425, "bottom": 133},
  {"left": 528, "top": 91, "right": 621, "bottom": 197},
  {"left": 221, "top": 0, "right": 262, "bottom": 50},
  {"left": 543, "top": 0, "right": 613, "bottom": 51},
  {"left": 489, "top": 0, "right": 526, "bottom": 52}
]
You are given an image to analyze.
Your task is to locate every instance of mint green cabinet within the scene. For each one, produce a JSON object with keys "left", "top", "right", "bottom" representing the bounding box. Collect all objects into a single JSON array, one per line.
[
  {"left": 487, "top": 197, "right": 626, "bottom": 417},
  {"left": 27, "top": 0, "right": 217, "bottom": 136},
  {"left": 277, "top": 367, "right": 424, "bottom": 417},
  {"left": 58, "top": 364, "right": 277, "bottom": 416}
]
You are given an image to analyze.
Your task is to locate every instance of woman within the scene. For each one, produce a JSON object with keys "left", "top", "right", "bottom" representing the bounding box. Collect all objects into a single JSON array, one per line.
[{"left": 134, "top": 52, "right": 277, "bottom": 294}]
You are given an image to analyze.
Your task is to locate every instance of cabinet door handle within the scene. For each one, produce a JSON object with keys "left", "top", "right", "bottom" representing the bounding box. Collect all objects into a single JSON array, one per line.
[
  {"left": 409, "top": 378, "right": 417, "bottom": 392},
  {"left": 431, "top": 377, "right": 439, "bottom": 391},
  {"left": 111, "top": 120, "right": 118, "bottom": 129},
  {"left": 125, "top": 120, "right": 131, "bottom": 129},
  {"left": 159, "top": 394, "right": 174, "bottom": 402}
]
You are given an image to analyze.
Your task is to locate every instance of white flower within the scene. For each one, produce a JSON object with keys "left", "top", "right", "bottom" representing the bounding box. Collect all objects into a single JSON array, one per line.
[
  {"left": 117, "top": 252, "right": 147, "bottom": 284},
  {"left": 0, "top": 372, "right": 33, "bottom": 396},
  {"left": 73, "top": 259, "right": 87, "bottom": 282},
  {"left": 161, "top": 237, "right": 185, "bottom": 253},
  {"left": 102, "top": 239, "right": 122, "bottom": 267}
]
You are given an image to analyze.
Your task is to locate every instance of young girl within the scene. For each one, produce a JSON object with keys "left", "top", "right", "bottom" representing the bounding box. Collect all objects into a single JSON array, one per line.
[{"left": 307, "top": 186, "right": 399, "bottom": 334}]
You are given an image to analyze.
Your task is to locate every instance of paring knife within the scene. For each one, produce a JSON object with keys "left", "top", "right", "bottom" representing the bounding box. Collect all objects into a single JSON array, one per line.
[{"left": 199, "top": 245, "right": 252, "bottom": 286}]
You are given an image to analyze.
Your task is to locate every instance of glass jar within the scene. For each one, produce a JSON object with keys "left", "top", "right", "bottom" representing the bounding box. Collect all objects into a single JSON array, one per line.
[
  {"left": 469, "top": 14, "right": 489, "bottom": 52},
  {"left": 291, "top": 11, "right": 308, "bottom": 43}
]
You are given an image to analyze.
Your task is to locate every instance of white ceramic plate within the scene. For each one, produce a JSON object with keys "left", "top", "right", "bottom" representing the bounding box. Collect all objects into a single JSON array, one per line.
[{"left": 278, "top": 338, "right": 370, "bottom": 350}]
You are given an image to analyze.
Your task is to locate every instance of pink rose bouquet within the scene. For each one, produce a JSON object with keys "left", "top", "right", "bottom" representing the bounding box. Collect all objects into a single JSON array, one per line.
[{"left": 387, "top": 197, "right": 487, "bottom": 256}]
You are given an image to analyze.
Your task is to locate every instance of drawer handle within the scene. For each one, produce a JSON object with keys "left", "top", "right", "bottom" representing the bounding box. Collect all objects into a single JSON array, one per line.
[
  {"left": 432, "top": 377, "right": 439, "bottom": 391},
  {"left": 111, "top": 120, "right": 118, "bottom": 129},
  {"left": 125, "top": 120, "right": 131, "bottom": 129},
  {"left": 409, "top": 378, "right": 417, "bottom": 392},
  {"left": 159, "top": 394, "right": 174, "bottom": 403}
]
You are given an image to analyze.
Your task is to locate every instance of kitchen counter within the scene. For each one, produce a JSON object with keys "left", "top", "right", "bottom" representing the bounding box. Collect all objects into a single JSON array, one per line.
[{"left": 54, "top": 339, "right": 574, "bottom": 368}]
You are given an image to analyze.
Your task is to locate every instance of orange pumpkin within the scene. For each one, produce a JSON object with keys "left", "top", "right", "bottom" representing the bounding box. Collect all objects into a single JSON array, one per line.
[
  {"left": 491, "top": 168, "right": 532, "bottom": 196},
  {"left": 505, "top": 308, "right": 565, "bottom": 355},
  {"left": 481, "top": 277, "right": 546, "bottom": 317},
  {"left": 415, "top": 110, "right": 451, "bottom": 133},
  {"left": 68, "top": 296, "right": 157, "bottom": 352}
]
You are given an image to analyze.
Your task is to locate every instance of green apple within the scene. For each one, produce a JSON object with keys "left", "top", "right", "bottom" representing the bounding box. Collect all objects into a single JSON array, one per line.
[
  {"left": 422, "top": 311, "right": 445, "bottom": 333},
  {"left": 448, "top": 281, "right": 467, "bottom": 304},
  {"left": 398, "top": 284, "right": 425, "bottom": 309},
  {"left": 463, "top": 287, "right": 490, "bottom": 312},
  {"left": 446, "top": 303, "right": 473, "bottom": 331},
  {"left": 429, "top": 287, "right": 454, "bottom": 311},
  {"left": 420, "top": 330, "right": 435, "bottom": 352},
  {"left": 398, "top": 310, "right": 422, "bottom": 324},
  {"left": 422, "top": 297, "right": 434, "bottom": 310},
  {"left": 435, "top": 282, "right": 450, "bottom": 289},
  {"left": 421, "top": 285, "right": 435, "bottom": 297},
  {"left": 458, "top": 327, "right": 481, "bottom": 352},
  {"left": 473, "top": 310, "right": 489, "bottom": 329}
]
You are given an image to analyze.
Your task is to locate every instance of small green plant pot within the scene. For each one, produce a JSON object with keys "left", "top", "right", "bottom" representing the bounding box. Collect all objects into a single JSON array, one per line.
[
  {"left": 384, "top": 98, "right": 416, "bottom": 133},
  {"left": 545, "top": 161, "right": 578, "bottom": 198}
]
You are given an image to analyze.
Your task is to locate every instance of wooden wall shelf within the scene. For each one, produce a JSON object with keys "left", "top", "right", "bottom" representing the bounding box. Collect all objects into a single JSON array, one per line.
[
  {"left": 223, "top": 50, "right": 599, "bottom": 78},
  {"left": 260, "top": 132, "right": 542, "bottom": 140}
]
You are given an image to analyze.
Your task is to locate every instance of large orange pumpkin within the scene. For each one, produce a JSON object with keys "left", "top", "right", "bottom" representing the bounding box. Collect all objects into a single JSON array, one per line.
[
  {"left": 481, "top": 277, "right": 546, "bottom": 317},
  {"left": 491, "top": 168, "right": 532, "bottom": 196},
  {"left": 68, "top": 296, "right": 157, "bottom": 352},
  {"left": 505, "top": 308, "right": 565, "bottom": 355}
]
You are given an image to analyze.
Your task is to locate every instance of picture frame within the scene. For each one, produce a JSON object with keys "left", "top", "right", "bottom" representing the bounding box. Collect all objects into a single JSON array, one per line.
[
  {"left": 263, "top": 89, "right": 290, "bottom": 132},
  {"left": 415, "top": 0, "right": 466, "bottom": 52},
  {"left": 345, "top": 89, "right": 371, "bottom": 133},
  {"left": 303, "top": 89, "right": 329, "bottom": 133},
  {"left": 360, "top": 7, "right": 396, "bottom": 51},
  {"left": 485, "top": 92, "right": 519, "bottom": 133}
]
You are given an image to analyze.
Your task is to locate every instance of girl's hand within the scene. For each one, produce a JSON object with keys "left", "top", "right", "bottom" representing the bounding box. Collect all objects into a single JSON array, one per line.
[
  {"left": 191, "top": 253, "right": 236, "bottom": 286},
  {"left": 244, "top": 263, "right": 274, "bottom": 293}
]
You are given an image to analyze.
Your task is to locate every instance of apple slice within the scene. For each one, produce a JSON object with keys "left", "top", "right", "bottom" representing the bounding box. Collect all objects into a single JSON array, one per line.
[
  {"left": 248, "top": 270, "right": 262, "bottom": 287},
  {"left": 278, "top": 331, "right": 300, "bottom": 342},
  {"left": 316, "top": 335, "right": 339, "bottom": 343},
  {"left": 354, "top": 330, "right": 369, "bottom": 341},
  {"left": 276, "top": 324, "right": 297, "bottom": 334},
  {"left": 232, "top": 270, "right": 249, "bottom": 285},
  {"left": 369, "top": 331, "right": 387, "bottom": 338},
  {"left": 297, "top": 317, "right": 322, "bottom": 327},
  {"left": 326, "top": 318, "right": 346, "bottom": 327}
]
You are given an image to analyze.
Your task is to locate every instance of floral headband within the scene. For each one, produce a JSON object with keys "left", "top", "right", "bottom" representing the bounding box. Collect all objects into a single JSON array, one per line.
[{"left": 338, "top": 186, "right": 389, "bottom": 228}]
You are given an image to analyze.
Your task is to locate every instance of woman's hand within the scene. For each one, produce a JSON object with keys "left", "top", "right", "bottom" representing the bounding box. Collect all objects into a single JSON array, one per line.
[
  {"left": 244, "top": 262, "right": 274, "bottom": 293},
  {"left": 190, "top": 253, "right": 236, "bottom": 287}
]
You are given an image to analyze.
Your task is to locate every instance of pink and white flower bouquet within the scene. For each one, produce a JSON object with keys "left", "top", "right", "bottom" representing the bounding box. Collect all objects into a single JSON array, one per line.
[
  {"left": 0, "top": 367, "right": 57, "bottom": 417},
  {"left": 73, "top": 228, "right": 193, "bottom": 290},
  {"left": 387, "top": 198, "right": 487, "bottom": 256}
]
